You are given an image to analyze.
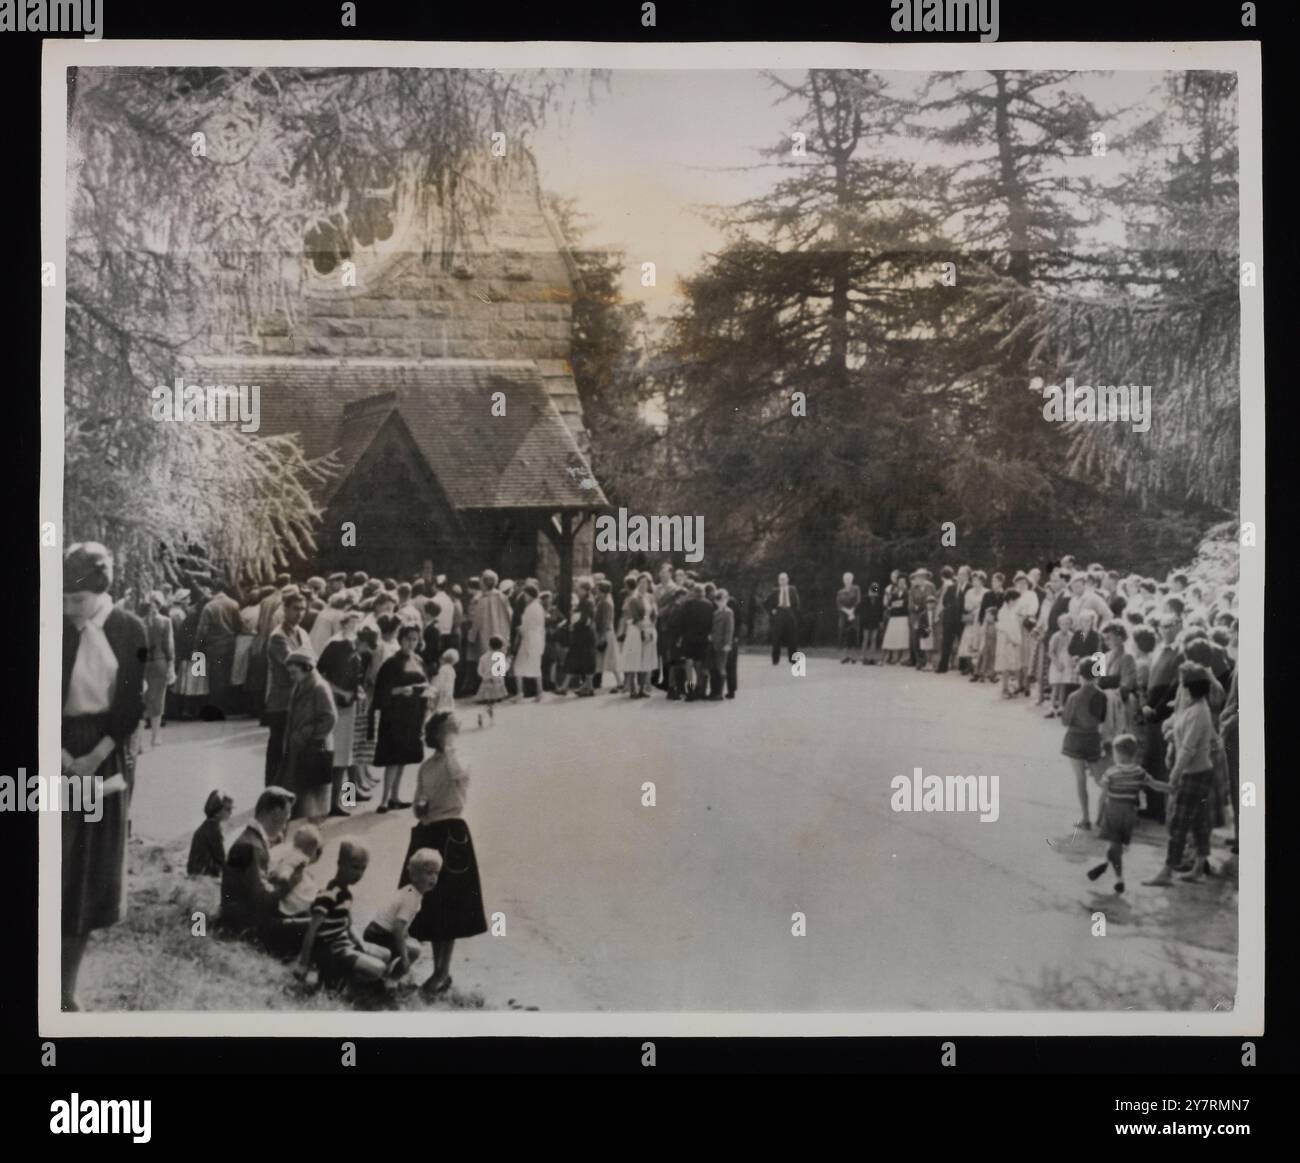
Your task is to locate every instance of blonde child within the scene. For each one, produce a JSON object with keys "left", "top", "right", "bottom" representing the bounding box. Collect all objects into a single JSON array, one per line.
[
  {"left": 475, "top": 635, "right": 508, "bottom": 726},
  {"left": 363, "top": 848, "right": 442, "bottom": 982},
  {"left": 1045, "top": 613, "right": 1075, "bottom": 718},
  {"left": 269, "top": 824, "right": 323, "bottom": 918}
]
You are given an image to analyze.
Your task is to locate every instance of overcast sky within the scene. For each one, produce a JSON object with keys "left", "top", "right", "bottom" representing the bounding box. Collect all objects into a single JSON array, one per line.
[{"left": 528, "top": 70, "right": 1183, "bottom": 320}]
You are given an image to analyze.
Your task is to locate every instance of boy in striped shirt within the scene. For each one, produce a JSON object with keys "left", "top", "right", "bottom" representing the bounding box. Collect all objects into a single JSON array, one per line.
[
  {"left": 1086, "top": 734, "right": 1170, "bottom": 894},
  {"left": 293, "top": 840, "right": 388, "bottom": 990}
]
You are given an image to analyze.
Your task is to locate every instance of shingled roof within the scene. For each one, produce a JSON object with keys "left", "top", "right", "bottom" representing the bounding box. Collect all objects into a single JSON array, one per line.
[{"left": 187, "top": 357, "right": 607, "bottom": 511}]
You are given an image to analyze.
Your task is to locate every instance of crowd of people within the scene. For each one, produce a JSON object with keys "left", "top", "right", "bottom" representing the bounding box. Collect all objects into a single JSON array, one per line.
[
  {"left": 829, "top": 556, "right": 1241, "bottom": 893},
  {"left": 65, "top": 548, "right": 747, "bottom": 1007},
  {"left": 60, "top": 538, "right": 1240, "bottom": 1010}
]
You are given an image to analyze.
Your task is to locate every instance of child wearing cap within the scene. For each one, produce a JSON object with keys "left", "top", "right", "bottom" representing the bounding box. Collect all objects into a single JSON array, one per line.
[{"left": 187, "top": 789, "right": 233, "bottom": 877}]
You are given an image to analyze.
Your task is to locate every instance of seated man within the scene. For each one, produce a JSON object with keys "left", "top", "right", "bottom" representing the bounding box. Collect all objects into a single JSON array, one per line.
[{"left": 219, "top": 786, "right": 311, "bottom": 956}]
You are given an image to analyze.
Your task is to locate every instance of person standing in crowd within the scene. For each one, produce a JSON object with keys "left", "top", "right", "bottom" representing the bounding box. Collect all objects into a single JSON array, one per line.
[
  {"left": 1144, "top": 663, "right": 1222, "bottom": 886},
  {"left": 709, "top": 587, "right": 736, "bottom": 700},
  {"left": 245, "top": 573, "right": 291, "bottom": 717},
  {"left": 1220, "top": 664, "right": 1239, "bottom": 856},
  {"left": 405, "top": 713, "right": 488, "bottom": 997},
  {"left": 836, "top": 571, "right": 861, "bottom": 664},
  {"left": 958, "top": 570, "right": 986, "bottom": 674},
  {"left": 1061, "top": 658, "right": 1108, "bottom": 831},
  {"left": 309, "top": 588, "right": 351, "bottom": 656},
  {"left": 60, "top": 543, "right": 147, "bottom": 1012},
  {"left": 1045, "top": 613, "right": 1075, "bottom": 718},
  {"left": 594, "top": 578, "right": 621, "bottom": 693},
  {"left": 1140, "top": 612, "right": 1185, "bottom": 820},
  {"left": 194, "top": 578, "right": 243, "bottom": 716},
  {"left": 173, "top": 585, "right": 210, "bottom": 721},
  {"left": 617, "top": 574, "right": 647, "bottom": 697},
  {"left": 766, "top": 572, "right": 800, "bottom": 665},
  {"left": 263, "top": 588, "right": 312, "bottom": 786},
  {"left": 469, "top": 570, "right": 512, "bottom": 675},
  {"left": 679, "top": 582, "right": 715, "bottom": 699},
  {"left": 282, "top": 650, "right": 337, "bottom": 822},
  {"left": 937, "top": 565, "right": 968, "bottom": 674},
  {"left": 512, "top": 583, "right": 546, "bottom": 702},
  {"left": 374, "top": 624, "right": 427, "bottom": 812},
  {"left": 559, "top": 578, "right": 598, "bottom": 697},
  {"left": 140, "top": 589, "right": 174, "bottom": 750},
  {"left": 1096, "top": 621, "right": 1139, "bottom": 751},
  {"left": 1011, "top": 573, "right": 1040, "bottom": 697},
  {"left": 317, "top": 610, "right": 367, "bottom": 818},
  {"left": 652, "top": 563, "right": 678, "bottom": 688},
  {"left": 996, "top": 583, "right": 1024, "bottom": 697},
  {"left": 230, "top": 586, "right": 264, "bottom": 714},
  {"left": 428, "top": 577, "right": 457, "bottom": 657},
  {"left": 859, "top": 581, "right": 883, "bottom": 664},
  {"left": 881, "top": 574, "right": 910, "bottom": 665},
  {"left": 457, "top": 577, "right": 482, "bottom": 697},
  {"left": 907, "top": 568, "right": 936, "bottom": 668},
  {"left": 636, "top": 572, "right": 659, "bottom": 694}
]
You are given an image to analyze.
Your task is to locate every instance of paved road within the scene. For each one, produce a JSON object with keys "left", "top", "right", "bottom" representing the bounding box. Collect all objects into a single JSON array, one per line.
[{"left": 133, "top": 655, "right": 1237, "bottom": 1011}]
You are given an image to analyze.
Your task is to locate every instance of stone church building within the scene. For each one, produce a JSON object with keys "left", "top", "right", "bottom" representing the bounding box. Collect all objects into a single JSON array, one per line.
[{"left": 192, "top": 153, "right": 605, "bottom": 605}]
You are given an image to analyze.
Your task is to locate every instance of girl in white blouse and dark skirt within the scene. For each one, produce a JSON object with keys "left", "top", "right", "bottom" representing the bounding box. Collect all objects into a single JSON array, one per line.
[
  {"left": 402, "top": 712, "right": 488, "bottom": 997},
  {"left": 61, "top": 543, "right": 147, "bottom": 1011}
]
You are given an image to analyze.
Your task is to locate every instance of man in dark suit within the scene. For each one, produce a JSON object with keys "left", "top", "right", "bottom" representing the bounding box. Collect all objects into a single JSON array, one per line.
[
  {"left": 725, "top": 592, "right": 741, "bottom": 697},
  {"left": 679, "top": 583, "right": 716, "bottom": 700},
  {"left": 937, "top": 565, "right": 968, "bottom": 674},
  {"left": 220, "top": 786, "right": 309, "bottom": 954},
  {"left": 766, "top": 572, "right": 800, "bottom": 665},
  {"left": 708, "top": 588, "right": 736, "bottom": 700}
]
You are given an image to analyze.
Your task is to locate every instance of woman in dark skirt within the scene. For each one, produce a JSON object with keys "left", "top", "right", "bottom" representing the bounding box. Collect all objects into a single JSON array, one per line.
[
  {"left": 373, "top": 624, "right": 428, "bottom": 813},
  {"left": 559, "top": 578, "right": 598, "bottom": 697},
  {"left": 402, "top": 713, "right": 487, "bottom": 997},
  {"left": 61, "top": 542, "right": 147, "bottom": 1011}
]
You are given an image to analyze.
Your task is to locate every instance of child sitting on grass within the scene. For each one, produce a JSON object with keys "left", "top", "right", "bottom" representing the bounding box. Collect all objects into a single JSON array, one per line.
[
  {"left": 293, "top": 840, "right": 388, "bottom": 991},
  {"left": 1087, "top": 733, "right": 1170, "bottom": 894},
  {"left": 186, "top": 789, "right": 233, "bottom": 877},
  {"left": 268, "top": 824, "right": 323, "bottom": 919},
  {"left": 362, "top": 848, "right": 443, "bottom": 983}
]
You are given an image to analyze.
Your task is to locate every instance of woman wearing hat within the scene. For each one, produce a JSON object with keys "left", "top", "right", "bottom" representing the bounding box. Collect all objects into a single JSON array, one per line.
[
  {"left": 282, "top": 649, "right": 337, "bottom": 821},
  {"left": 880, "top": 573, "right": 910, "bottom": 664},
  {"left": 317, "top": 610, "right": 366, "bottom": 817},
  {"left": 403, "top": 712, "right": 488, "bottom": 996},
  {"left": 61, "top": 542, "right": 147, "bottom": 1010}
]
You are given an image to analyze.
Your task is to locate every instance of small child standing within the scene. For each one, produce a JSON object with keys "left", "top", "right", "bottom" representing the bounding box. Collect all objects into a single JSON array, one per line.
[
  {"left": 269, "top": 824, "right": 323, "bottom": 919},
  {"left": 475, "top": 635, "right": 509, "bottom": 725},
  {"left": 186, "top": 789, "right": 233, "bottom": 877},
  {"left": 362, "top": 848, "right": 443, "bottom": 982},
  {"left": 294, "top": 840, "right": 388, "bottom": 990},
  {"left": 1087, "top": 733, "right": 1170, "bottom": 893},
  {"left": 1045, "top": 614, "right": 1075, "bottom": 718},
  {"left": 429, "top": 649, "right": 458, "bottom": 717}
]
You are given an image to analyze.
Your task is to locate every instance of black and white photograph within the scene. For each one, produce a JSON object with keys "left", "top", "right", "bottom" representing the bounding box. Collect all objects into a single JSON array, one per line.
[{"left": 38, "top": 38, "right": 1263, "bottom": 1037}]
